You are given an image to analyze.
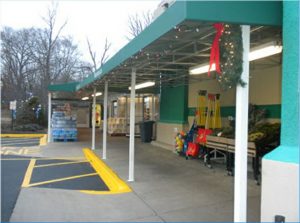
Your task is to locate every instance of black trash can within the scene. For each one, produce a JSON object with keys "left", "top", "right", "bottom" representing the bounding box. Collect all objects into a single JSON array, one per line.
[{"left": 139, "top": 120, "right": 155, "bottom": 142}]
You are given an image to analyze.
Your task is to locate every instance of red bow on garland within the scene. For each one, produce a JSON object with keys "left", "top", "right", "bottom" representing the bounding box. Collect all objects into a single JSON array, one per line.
[{"left": 208, "top": 23, "right": 224, "bottom": 76}]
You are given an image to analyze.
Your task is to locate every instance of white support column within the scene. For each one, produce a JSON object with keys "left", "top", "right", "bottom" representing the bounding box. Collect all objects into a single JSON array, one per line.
[
  {"left": 103, "top": 81, "right": 108, "bottom": 159},
  {"left": 234, "top": 25, "right": 250, "bottom": 222},
  {"left": 128, "top": 67, "right": 136, "bottom": 182},
  {"left": 92, "top": 88, "right": 96, "bottom": 150},
  {"left": 125, "top": 95, "right": 128, "bottom": 130},
  {"left": 108, "top": 98, "right": 112, "bottom": 118},
  {"left": 47, "top": 92, "right": 52, "bottom": 143}
]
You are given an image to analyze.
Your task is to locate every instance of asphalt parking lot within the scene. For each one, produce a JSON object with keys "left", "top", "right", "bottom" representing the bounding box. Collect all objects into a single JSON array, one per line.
[
  {"left": 1, "top": 152, "right": 109, "bottom": 222},
  {"left": 1, "top": 155, "right": 31, "bottom": 222},
  {"left": 5, "top": 129, "right": 262, "bottom": 222},
  {"left": 24, "top": 158, "right": 108, "bottom": 191},
  {"left": 1, "top": 137, "right": 40, "bottom": 147}
]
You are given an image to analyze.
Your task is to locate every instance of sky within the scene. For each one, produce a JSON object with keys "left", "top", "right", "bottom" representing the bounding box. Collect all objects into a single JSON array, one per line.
[{"left": 0, "top": 0, "right": 160, "bottom": 63}]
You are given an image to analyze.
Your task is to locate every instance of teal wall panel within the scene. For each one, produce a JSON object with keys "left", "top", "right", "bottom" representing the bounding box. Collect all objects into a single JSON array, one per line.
[
  {"left": 48, "top": 82, "right": 79, "bottom": 92},
  {"left": 264, "top": 1, "right": 299, "bottom": 164},
  {"left": 186, "top": 1, "right": 282, "bottom": 26},
  {"left": 280, "top": 1, "right": 299, "bottom": 147},
  {"left": 264, "top": 145, "right": 299, "bottom": 164},
  {"left": 160, "top": 85, "right": 188, "bottom": 124}
]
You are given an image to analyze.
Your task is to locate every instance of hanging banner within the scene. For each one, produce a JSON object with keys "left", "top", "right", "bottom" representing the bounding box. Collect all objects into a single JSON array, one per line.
[{"left": 95, "top": 104, "right": 101, "bottom": 127}]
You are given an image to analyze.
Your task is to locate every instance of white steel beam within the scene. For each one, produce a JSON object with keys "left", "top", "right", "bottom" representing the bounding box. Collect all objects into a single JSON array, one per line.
[
  {"left": 128, "top": 67, "right": 136, "bottom": 182},
  {"left": 47, "top": 92, "right": 52, "bottom": 143},
  {"left": 103, "top": 81, "right": 108, "bottom": 159},
  {"left": 92, "top": 88, "right": 96, "bottom": 150},
  {"left": 234, "top": 25, "right": 250, "bottom": 222}
]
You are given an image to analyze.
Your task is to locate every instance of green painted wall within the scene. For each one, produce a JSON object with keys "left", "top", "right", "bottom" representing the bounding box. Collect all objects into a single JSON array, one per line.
[
  {"left": 160, "top": 85, "right": 188, "bottom": 124},
  {"left": 188, "top": 104, "right": 281, "bottom": 119}
]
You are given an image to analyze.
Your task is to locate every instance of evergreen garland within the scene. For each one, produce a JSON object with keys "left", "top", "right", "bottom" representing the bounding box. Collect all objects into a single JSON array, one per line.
[{"left": 217, "top": 24, "right": 245, "bottom": 90}]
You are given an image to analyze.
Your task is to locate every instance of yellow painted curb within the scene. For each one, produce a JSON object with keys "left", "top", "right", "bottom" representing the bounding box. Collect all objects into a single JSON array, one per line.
[
  {"left": 83, "top": 148, "right": 132, "bottom": 194},
  {"left": 1, "top": 134, "right": 46, "bottom": 138},
  {"left": 0, "top": 134, "right": 47, "bottom": 146},
  {"left": 39, "top": 134, "right": 48, "bottom": 146}
]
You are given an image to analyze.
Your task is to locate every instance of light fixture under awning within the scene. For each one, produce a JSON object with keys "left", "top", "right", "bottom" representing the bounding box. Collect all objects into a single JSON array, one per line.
[
  {"left": 189, "top": 41, "right": 282, "bottom": 75},
  {"left": 92, "top": 92, "right": 102, "bottom": 97},
  {"left": 81, "top": 97, "right": 89, "bottom": 101},
  {"left": 129, "top": 81, "right": 155, "bottom": 90},
  {"left": 249, "top": 42, "right": 282, "bottom": 61}
]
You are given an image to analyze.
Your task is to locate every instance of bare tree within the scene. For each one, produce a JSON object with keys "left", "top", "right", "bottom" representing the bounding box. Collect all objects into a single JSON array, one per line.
[
  {"left": 127, "top": 10, "right": 153, "bottom": 40},
  {"left": 1, "top": 26, "right": 80, "bottom": 104},
  {"left": 30, "top": 3, "right": 81, "bottom": 106},
  {"left": 0, "top": 27, "right": 36, "bottom": 102},
  {"left": 73, "top": 61, "right": 94, "bottom": 81},
  {"left": 86, "top": 37, "right": 111, "bottom": 72},
  {"left": 87, "top": 38, "right": 97, "bottom": 71},
  {"left": 1, "top": 3, "right": 87, "bottom": 107}
]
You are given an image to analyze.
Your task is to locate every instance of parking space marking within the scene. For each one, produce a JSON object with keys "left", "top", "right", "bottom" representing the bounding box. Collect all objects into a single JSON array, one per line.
[
  {"left": 21, "top": 159, "right": 36, "bottom": 187},
  {"left": 35, "top": 160, "right": 88, "bottom": 168},
  {"left": 26, "top": 173, "right": 98, "bottom": 188},
  {"left": 20, "top": 157, "right": 104, "bottom": 191},
  {"left": 0, "top": 148, "right": 41, "bottom": 155},
  {"left": 11, "top": 152, "right": 128, "bottom": 194}
]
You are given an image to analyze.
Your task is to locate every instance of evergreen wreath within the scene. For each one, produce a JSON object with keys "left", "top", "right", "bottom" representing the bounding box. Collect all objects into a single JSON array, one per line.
[{"left": 217, "top": 24, "right": 245, "bottom": 90}]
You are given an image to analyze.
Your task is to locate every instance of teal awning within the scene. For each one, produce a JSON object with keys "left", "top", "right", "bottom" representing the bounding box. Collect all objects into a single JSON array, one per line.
[
  {"left": 49, "top": 1, "right": 282, "bottom": 93},
  {"left": 48, "top": 82, "right": 79, "bottom": 92}
]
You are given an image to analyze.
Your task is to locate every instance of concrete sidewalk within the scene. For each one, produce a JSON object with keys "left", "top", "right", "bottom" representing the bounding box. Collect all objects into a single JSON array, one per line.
[{"left": 10, "top": 129, "right": 260, "bottom": 222}]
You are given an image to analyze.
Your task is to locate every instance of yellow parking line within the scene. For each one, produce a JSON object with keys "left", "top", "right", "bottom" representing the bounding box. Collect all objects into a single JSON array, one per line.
[
  {"left": 38, "top": 157, "right": 85, "bottom": 160},
  {"left": 35, "top": 160, "right": 87, "bottom": 168},
  {"left": 26, "top": 173, "right": 98, "bottom": 187},
  {"left": 22, "top": 159, "right": 36, "bottom": 187}
]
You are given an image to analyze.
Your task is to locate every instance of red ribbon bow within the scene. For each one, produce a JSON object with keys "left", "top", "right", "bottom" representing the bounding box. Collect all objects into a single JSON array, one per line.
[{"left": 208, "top": 23, "right": 224, "bottom": 76}]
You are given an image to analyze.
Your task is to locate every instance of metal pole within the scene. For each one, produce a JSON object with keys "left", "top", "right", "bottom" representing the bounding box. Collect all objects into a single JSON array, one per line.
[
  {"left": 128, "top": 67, "right": 136, "bottom": 182},
  {"left": 47, "top": 92, "right": 52, "bottom": 143},
  {"left": 103, "top": 81, "right": 108, "bottom": 159},
  {"left": 92, "top": 88, "right": 96, "bottom": 150},
  {"left": 125, "top": 95, "right": 128, "bottom": 133},
  {"left": 234, "top": 25, "right": 250, "bottom": 222},
  {"left": 151, "top": 94, "right": 156, "bottom": 140},
  {"left": 108, "top": 97, "right": 112, "bottom": 118}
]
